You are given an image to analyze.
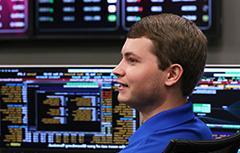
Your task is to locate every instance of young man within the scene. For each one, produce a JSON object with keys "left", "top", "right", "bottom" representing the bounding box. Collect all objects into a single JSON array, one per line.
[{"left": 113, "top": 13, "right": 212, "bottom": 153}]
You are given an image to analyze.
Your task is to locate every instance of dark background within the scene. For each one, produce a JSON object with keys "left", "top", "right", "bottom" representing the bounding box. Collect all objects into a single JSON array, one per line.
[{"left": 0, "top": 0, "right": 239, "bottom": 65}]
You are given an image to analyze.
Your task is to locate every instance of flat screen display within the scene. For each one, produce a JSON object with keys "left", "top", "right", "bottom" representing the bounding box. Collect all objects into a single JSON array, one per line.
[
  {"left": 35, "top": 0, "right": 220, "bottom": 39},
  {"left": 0, "top": 65, "right": 138, "bottom": 153},
  {"left": 0, "top": 0, "right": 29, "bottom": 38},
  {"left": 189, "top": 65, "right": 240, "bottom": 139}
]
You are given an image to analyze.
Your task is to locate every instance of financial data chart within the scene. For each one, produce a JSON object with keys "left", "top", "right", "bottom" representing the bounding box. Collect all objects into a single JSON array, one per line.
[
  {"left": 189, "top": 65, "right": 240, "bottom": 140},
  {"left": 122, "top": 0, "right": 212, "bottom": 30},
  {"left": 35, "top": 0, "right": 214, "bottom": 36},
  {"left": 0, "top": 66, "right": 138, "bottom": 153},
  {"left": 36, "top": 0, "right": 120, "bottom": 32},
  {"left": 0, "top": 0, "right": 28, "bottom": 35}
]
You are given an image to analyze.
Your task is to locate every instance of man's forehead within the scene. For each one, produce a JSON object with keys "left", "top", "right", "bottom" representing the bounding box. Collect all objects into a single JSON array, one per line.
[
  {"left": 124, "top": 37, "right": 153, "bottom": 48},
  {"left": 121, "top": 38, "right": 155, "bottom": 56}
]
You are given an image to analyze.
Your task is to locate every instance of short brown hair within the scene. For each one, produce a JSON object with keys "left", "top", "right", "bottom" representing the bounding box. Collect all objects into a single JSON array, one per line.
[{"left": 127, "top": 13, "right": 207, "bottom": 97}]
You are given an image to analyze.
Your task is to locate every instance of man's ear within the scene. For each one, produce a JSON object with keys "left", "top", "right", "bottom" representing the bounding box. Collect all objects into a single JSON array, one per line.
[{"left": 165, "top": 64, "right": 183, "bottom": 87}]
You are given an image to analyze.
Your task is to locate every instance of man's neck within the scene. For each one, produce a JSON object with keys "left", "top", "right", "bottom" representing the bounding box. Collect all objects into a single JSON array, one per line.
[{"left": 140, "top": 96, "right": 187, "bottom": 123}]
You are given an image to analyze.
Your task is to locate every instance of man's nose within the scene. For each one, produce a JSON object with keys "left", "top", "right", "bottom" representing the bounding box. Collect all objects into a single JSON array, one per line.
[{"left": 113, "top": 61, "right": 125, "bottom": 78}]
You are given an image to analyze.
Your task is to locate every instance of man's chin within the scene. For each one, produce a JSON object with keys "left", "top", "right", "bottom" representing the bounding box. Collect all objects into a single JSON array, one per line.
[
  {"left": 117, "top": 95, "right": 130, "bottom": 104},
  {"left": 117, "top": 98, "right": 129, "bottom": 104},
  {"left": 117, "top": 97, "right": 137, "bottom": 108}
]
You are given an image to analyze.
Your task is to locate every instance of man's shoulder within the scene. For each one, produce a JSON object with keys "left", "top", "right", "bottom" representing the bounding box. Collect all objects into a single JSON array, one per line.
[{"left": 151, "top": 118, "right": 212, "bottom": 140}]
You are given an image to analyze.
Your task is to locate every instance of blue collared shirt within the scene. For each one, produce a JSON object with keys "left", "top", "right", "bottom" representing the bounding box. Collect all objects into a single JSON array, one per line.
[{"left": 119, "top": 102, "right": 212, "bottom": 153}]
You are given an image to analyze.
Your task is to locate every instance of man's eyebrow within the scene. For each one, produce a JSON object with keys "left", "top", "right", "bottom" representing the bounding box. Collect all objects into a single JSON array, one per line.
[{"left": 122, "top": 52, "right": 141, "bottom": 59}]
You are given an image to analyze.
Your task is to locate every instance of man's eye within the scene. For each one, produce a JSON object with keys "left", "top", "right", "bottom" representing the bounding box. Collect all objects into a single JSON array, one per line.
[{"left": 128, "top": 57, "right": 138, "bottom": 64}]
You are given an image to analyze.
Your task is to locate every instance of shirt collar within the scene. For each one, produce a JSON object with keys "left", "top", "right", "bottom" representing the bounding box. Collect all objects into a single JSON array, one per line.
[{"left": 129, "top": 102, "right": 195, "bottom": 142}]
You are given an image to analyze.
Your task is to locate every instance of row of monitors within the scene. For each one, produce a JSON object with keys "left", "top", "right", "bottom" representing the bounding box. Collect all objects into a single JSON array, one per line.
[
  {"left": 0, "top": 0, "right": 221, "bottom": 39},
  {"left": 0, "top": 64, "right": 239, "bottom": 153}
]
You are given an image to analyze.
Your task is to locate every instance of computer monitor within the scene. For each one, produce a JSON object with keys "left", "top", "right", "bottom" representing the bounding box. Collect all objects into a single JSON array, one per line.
[
  {"left": 0, "top": 0, "right": 29, "bottom": 39},
  {"left": 189, "top": 65, "right": 240, "bottom": 139},
  {"left": 35, "top": 0, "right": 221, "bottom": 40},
  {"left": 0, "top": 65, "right": 139, "bottom": 153}
]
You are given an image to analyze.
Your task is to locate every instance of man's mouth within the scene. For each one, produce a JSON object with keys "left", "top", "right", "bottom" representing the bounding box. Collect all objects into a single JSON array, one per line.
[{"left": 115, "top": 81, "right": 129, "bottom": 88}]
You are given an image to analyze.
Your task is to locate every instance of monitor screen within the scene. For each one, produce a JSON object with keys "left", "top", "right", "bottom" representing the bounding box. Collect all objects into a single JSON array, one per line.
[
  {"left": 189, "top": 65, "right": 240, "bottom": 140},
  {"left": 0, "top": 0, "right": 29, "bottom": 38},
  {"left": 0, "top": 65, "right": 138, "bottom": 153},
  {"left": 35, "top": 0, "right": 221, "bottom": 39}
]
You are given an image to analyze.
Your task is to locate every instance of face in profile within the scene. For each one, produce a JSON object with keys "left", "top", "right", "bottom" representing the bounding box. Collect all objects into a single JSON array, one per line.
[{"left": 113, "top": 37, "right": 168, "bottom": 110}]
